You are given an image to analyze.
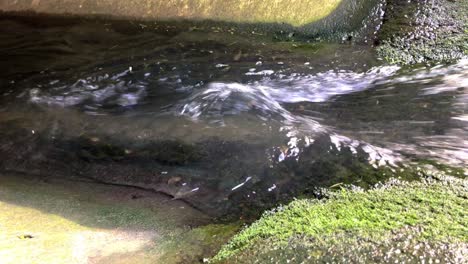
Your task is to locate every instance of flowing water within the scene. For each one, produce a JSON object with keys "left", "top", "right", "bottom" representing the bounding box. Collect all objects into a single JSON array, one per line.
[{"left": 0, "top": 15, "right": 466, "bottom": 217}]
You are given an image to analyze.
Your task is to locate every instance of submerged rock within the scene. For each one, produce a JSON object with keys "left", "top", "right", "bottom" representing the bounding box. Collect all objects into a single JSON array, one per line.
[{"left": 0, "top": 123, "right": 431, "bottom": 219}]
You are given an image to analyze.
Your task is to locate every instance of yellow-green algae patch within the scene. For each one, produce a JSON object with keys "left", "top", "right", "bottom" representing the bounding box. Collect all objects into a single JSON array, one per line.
[
  {"left": 0, "top": 0, "right": 342, "bottom": 27},
  {"left": 0, "top": 174, "right": 239, "bottom": 264}
]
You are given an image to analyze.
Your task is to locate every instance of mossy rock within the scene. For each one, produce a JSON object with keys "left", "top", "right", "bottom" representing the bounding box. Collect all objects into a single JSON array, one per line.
[
  {"left": 377, "top": 0, "right": 468, "bottom": 64},
  {"left": 213, "top": 175, "right": 468, "bottom": 262}
]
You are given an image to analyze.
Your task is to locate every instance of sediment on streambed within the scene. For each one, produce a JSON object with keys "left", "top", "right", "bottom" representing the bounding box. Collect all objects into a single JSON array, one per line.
[{"left": 212, "top": 174, "right": 468, "bottom": 263}]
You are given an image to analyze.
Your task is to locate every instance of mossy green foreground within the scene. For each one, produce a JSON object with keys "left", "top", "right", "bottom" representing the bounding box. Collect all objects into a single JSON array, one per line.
[{"left": 213, "top": 176, "right": 468, "bottom": 263}]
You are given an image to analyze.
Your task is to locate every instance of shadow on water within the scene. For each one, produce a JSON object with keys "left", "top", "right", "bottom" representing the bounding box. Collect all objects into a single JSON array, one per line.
[{"left": 0, "top": 7, "right": 387, "bottom": 83}]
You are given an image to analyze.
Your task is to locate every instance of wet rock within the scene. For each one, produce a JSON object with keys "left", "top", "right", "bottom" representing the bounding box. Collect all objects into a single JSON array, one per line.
[
  {"left": 377, "top": 0, "right": 467, "bottom": 64},
  {"left": 213, "top": 175, "right": 468, "bottom": 263}
]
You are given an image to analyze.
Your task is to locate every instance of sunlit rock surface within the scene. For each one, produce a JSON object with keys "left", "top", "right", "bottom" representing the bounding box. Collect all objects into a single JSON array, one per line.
[{"left": 0, "top": 0, "right": 382, "bottom": 37}]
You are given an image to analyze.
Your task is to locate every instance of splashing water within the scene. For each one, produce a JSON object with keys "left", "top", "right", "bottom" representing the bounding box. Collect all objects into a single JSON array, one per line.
[
  {"left": 0, "top": 16, "right": 466, "bottom": 216},
  {"left": 29, "top": 69, "right": 147, "bottom": 112}
]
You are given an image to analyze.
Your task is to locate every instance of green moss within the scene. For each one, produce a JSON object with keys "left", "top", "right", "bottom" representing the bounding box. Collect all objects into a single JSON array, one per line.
[
  {"left": 213, "top": 176, "right": 467, "bottom": 262},
  {"left": 223, "top": 227, "right": 468, "bottom": 263}
]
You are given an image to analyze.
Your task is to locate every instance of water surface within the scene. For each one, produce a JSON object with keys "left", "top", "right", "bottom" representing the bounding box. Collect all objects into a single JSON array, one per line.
[{"left": 0, "top": 15, "right": 466, "bottom": 216}]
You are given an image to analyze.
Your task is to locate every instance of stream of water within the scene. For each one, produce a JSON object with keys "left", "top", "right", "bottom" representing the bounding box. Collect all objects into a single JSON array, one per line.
[{"left": 0, "top": 15, "right": 466, "bottom": 217}]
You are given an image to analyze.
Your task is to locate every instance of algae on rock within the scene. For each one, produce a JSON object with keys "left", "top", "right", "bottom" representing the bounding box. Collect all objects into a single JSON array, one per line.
[
  {"left": 377, "top": 0, "right": 468, "bottom": 64},
  {"left": 213, "top": 175, "right": 468, "bottom": 263}
]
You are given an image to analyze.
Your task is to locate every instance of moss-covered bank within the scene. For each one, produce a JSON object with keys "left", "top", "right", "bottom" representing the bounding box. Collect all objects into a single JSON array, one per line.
[
  {"left": 213, "top": 175, "right": 468, "bottom": 263},
  {"left": 377, "top": 0, "right": 468, "bottom": 64}
]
